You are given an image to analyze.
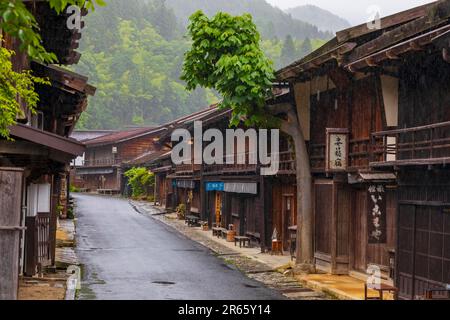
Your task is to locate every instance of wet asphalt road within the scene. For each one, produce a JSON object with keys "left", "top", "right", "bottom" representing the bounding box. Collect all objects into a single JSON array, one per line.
[{"left": 74, "top": 194, "right": 284, "bottom": 300}]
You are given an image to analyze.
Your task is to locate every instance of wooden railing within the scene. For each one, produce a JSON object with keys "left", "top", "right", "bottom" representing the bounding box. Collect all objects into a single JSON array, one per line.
[
  {"left": 175, "top": 163, "right": 201, "bottom": 174},
  {"left": 202, "top": 151, "right": 296, "bottom": 175},
  {"left": 202, "top": 152, "right": 258, "bottom": 174},
  {"left": 276, "top": 151, "right": 296, "bottom": 174},
  {"left": 223, "top": 152, "right": 258, "bottom": 174},
  {"left": 83, "top": 158, "right": 121, "bottom": 167},
  {"left": 371, "top": 121, "right": 450, "bottom": 166}
]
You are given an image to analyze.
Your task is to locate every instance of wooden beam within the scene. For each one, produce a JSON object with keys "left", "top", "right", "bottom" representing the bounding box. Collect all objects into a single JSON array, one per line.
[
  {"left": 0, "top": 141, "right": 48, "bottom": 156},
  {"left": 348, "top": 1, "right": 450, "bottom": 63},
  {"left": 328, "top": 68, "right": 352, "bottom": 89},
  {"left": 277, "top": 42, "right": 356, "bottom": 81},
  {"left": 9, "top": 124, "right": 85, "bottom": 156},
  {"left": 386, "top": 50, "right": 400, "bottom": 60},
  {"left": 336, "top": 2, "right": 437, "bottom": 43},
  {"left": 346, "top": 24, "right": 450, "bottom": 71}
]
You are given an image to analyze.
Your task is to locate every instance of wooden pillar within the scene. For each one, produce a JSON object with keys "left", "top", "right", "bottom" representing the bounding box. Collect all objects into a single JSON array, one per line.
[
  {"left": 265, "top": 178, "right": 273, "bottom": 249},
  {"left": 154, "top": 174, "right": 158, "bottom": 205},
  {"left": 25, "top": 217, "right": 37, "bottom": 276},
  {"left": 0, "top": 168, "right": 24, "bottom": 300},
  {"left": 50, "top": 174, "right": 60, "bottom": 266},
  {"left": 260, "top": 176, "right": 267, "bottom": 253},
  {"left": 200, "top": 178, "right": 206, "bottom": 221},
  {"left": 116, "top": 167, "right": 122, "bottom": 193}
]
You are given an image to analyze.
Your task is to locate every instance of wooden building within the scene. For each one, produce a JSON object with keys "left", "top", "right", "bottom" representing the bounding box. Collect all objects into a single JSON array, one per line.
[
  {"left": 73, "top": 127, "right": 165, "bottom": 194},
  {"left": 141, "top": 151, "right": 174, "bottom": 209},
  {"left": 0, "top": 1, "right": 95, "bottom": 299},
  {"left": 148, "top": 104, "right": 298, "bottom": 252},
  {"left": 276, "top": 0, "right": 450, "bottom": 299},
  {"left": 156, "top": 106, "right": 224, "bottom": 219}
]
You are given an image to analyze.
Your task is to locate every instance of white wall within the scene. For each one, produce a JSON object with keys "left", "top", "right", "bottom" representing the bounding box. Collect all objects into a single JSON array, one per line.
[{"left": 27, "top": 183, "right": 51, "bottom": 216}]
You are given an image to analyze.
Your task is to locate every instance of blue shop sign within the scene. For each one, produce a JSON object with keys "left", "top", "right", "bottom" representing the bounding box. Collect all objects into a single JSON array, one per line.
[{"left": 206, "top": 182, "right": 224, "bottom": 192}]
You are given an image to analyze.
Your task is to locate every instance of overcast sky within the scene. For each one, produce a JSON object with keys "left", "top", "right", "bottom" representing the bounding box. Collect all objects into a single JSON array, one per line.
[{"left": 266, "top": 0, "right": 436, "bottom": 25}]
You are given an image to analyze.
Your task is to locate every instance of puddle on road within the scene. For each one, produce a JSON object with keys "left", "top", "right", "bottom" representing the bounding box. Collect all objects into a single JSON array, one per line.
[{"left": 152, "top": 281, "right": 176, "bottom": 286}]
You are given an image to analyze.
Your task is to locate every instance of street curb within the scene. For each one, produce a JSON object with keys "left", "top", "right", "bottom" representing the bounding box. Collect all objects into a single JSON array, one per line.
[
  {"left": 294, "top": 277, "right": 355, "bottom": 300},
  {"left": 63, "top": 199, "right": 81, "bottom": 301}
]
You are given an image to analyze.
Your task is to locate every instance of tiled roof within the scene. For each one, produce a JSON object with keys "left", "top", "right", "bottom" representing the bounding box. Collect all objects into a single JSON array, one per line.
[
  {"left": 83, "top": 104, "right": 221, "bottom": 148},
  {"left": 84, "top": 127, "right": 161, "bottom": 147},
  {"left": 126, "top": 150, "right": 170, "bottom": 166},
  {"left": 276, "top": 1, "right": 446, "bottom": 81}
]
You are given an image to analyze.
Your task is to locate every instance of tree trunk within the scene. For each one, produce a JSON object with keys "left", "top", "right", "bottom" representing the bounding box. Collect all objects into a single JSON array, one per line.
[{"left": 271, "top": 103, "right": 315, "bottom": 273}]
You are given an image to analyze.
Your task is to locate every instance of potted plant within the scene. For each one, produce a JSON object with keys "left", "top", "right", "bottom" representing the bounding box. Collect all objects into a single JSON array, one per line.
[{"left": 176, "top": 204, "right": 186, "bottom": 220}]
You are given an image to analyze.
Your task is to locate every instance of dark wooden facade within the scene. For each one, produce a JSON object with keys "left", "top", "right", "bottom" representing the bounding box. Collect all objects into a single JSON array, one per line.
[
  {"left": 300, "top": 74, "right": 398, "bottom": 276},
  {"left": 147, "top": 105, "right": 298, "bottom": 252},
  {"left": 0, "top": 1, "right": 94, "bottom": 296},
  {"left": 74, "top": 128, "right": 164, "bottom": 193},
  {"left": 371, "top": 51, "right": 450, "bottom": 299},
  {"left": 276, "top": 0, "right": 450, "bottom": 299}
]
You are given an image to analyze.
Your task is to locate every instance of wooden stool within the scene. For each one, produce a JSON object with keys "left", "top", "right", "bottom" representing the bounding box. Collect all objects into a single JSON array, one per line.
[
  {"left": 234, "top": 236, "right": 250, "bottom": 248},
  {"left": 364, "top": 283, "right": 398, "bottom": 300},
  {"left": 271, "top": 240, "right": 283, "bottom": 255}
]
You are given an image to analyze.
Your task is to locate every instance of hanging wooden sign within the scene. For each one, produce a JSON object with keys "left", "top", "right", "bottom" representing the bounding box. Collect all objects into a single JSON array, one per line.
[
  {"left": 325, "top": 128, "right": 349, "bottom": 172},
  {"left": 215, "top": 192, "right": 222, "bottom": 225},
  {"left": 367, "top": 184, "right": 387, "bottom": 244}
]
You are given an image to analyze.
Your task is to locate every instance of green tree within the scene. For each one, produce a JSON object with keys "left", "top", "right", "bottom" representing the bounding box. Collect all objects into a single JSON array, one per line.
[
  {"left": 181, "top": 11, "right": 276, "bottom": 127},
  {"left": 148, "top": 0, "right": 182, "bottom": 40},
  {"left": 0, "top": 42, "right": 49, "bottom": 139},
  {"left": 74, "top": 1, "right": 218, "bottom": 129},
  {"left": 298, "top": 37, "right": 313, "bottom": 58},
  {"left": 0, "top": 0, "right": 106, "bottom": 138},
  {"left": 280, "top": 35, "right": 296, "bottom": 68},
  {"left": 181, "top": 10, "right": 315, "bottom": 270},
  {"left": 0, "top": 0, "right": 106, "bottom": 63}
]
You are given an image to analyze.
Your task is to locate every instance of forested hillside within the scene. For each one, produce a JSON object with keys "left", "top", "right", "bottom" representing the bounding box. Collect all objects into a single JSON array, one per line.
[
  {"left": 164, "top": 0, "right": 332, "bottom": 40},
  {"left": 74, "top": 0, "right": 328, "bottom": 130}
]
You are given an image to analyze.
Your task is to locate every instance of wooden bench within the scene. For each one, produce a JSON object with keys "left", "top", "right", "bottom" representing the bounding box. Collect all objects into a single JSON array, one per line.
[
  {"left": 245, "top": 232, "right": 261, "bottom": 246},
  {"left": 221, "top": 228, "right": 230, "bottom": 239},
  {"left": 97, "top": 189, "right": 120, "bottom": 195},
  {"left": 424, "top": 288, "right": 450, "bottom": 300},
  {"left": 364, "top": 283, "right": 398, "bottom": 300},
  {"left": 212, "top": 227, "right": 227, "bottom": 238},
  {"left": 185, "top": 215, "right": 200, "bottom": 227},
  {"left": 234, "top": 236, "right": 250, "bottom": 248}
]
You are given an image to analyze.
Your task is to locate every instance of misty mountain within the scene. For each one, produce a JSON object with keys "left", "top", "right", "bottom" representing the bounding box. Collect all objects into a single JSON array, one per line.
[
  {"left": 286, "top": 4, "right": 351, "bottom": 33},
  {"left": 164, "top": 0, "right": 333, "bottom": 40},
  {"left": 74, "top": 0, "right": 330, "bottom": 130}
]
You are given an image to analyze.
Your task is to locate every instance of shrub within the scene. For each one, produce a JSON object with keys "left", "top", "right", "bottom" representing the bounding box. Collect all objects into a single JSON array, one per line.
[
  {"left": 67, "top": 206, "right": 75, "bottom": 219},
  {"left": 69, "top": 184, "right": 80, "bottom": 193},
  {"left": 124, "top": 167, "right": 155, "bottom": 198}
]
